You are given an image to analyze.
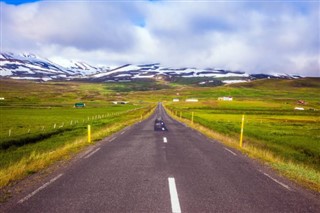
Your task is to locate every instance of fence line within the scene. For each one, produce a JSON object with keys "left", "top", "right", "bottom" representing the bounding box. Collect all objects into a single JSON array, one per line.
[{"left": 3, "top": 106, "right": 151, "bottom": 139}]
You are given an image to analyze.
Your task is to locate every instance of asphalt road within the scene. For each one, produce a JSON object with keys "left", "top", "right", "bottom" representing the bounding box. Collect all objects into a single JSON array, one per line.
[{"left": 3, "top": 104, "right": 320, "bottom": 213}]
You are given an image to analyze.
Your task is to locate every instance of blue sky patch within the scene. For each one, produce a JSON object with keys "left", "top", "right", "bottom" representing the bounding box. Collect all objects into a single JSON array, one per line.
[{"left": 3, "top": 0, "right": 40, "bottom": 5}]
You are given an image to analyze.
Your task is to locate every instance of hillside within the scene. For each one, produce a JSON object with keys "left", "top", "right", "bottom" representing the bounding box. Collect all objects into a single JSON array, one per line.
[{"left": 227, "top": 78, "right": 320, "bottom": 89}]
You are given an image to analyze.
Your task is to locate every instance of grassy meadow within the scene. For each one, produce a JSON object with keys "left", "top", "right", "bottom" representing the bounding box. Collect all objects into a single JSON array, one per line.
[
  {"left": 0, "top": 77, "right": 319, "bottom": 192},
  {"left": 167, "top": 104, "right": 319, "bottom": 169},
  {"left": 1, "top": 106, "right": 139, "bottom": 148}
]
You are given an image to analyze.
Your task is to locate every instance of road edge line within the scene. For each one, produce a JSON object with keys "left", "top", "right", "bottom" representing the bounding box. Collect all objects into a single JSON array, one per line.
[
  {"left": 224, "top": 148, "right": 237, "bottom": 156},
  {"left": 262, "top": 172, "right": 292, "bottom": 191},
  {"left": 18, "top": 174, "right": 63, "bottom": 204},
  {"left": 84, "top": 148, "right": 101, "bottom": 159}
]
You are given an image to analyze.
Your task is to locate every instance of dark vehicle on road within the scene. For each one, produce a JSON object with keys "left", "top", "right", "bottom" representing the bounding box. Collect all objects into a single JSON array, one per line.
[{"left": 154, "top": 117, "right": 167, "bottom": 131}]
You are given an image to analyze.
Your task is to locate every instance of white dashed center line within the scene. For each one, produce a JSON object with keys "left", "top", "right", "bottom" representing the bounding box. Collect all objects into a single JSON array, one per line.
[
  {"left": 18, "top": 174, "right": 63, "bottom": 204},
  {"left": 168, "top": 177, "right": 181, "bottom": 213},
  {"left": 163, "top": 137, "right": 168, "bottom": 143}
]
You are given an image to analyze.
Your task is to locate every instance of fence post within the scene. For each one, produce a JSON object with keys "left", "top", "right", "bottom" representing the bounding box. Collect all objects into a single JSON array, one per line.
[
  {"left": 240, "top": 114, "right": 245, "bottom": 148},
  {"left": 88, "top": 125, "right": 91, "bottom": 143},
  {"left": 192, "top": 112, "right": 194, "bottom": 124}
]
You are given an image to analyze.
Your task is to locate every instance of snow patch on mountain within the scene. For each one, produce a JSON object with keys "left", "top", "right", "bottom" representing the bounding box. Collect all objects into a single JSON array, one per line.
[{"left": 222, "top": 80, "right": 249, "bottom": 84}]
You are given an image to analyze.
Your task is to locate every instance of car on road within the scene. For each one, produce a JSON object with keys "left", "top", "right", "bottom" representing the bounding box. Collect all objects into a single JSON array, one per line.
[{"left": 154, "top": 118, "right": 167, "bottom": 131}]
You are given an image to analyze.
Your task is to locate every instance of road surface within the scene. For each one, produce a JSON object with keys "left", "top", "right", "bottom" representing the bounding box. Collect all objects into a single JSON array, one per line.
[{"left": 2, "top": 104, "right": 320, "bottom": 212}]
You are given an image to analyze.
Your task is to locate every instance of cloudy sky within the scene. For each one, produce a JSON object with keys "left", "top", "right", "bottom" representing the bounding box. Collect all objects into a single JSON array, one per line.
[{"left": 1, "top": 0, "right": 319, "bottom": 76}]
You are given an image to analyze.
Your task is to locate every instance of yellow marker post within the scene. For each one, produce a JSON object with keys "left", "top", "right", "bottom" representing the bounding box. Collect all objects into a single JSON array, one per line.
[
  {"left": 239, "top": 114, "right": 244, "bottom": 147},
  {"left": 191, "top": 112, "right": 194, "bottom": 124},
  {"left": 88, "top": 125, "right": 91, "bottom": 143}
]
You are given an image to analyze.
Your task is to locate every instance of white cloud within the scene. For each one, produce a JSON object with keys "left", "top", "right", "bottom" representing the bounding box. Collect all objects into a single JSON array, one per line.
[{"left": 1, "top": 1, "right": 319, "bottom": 76}]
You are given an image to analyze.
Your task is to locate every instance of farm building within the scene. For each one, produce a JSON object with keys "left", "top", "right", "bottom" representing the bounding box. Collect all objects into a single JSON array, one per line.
[
  {"left": 294, "top": 107, "right": 304, "bottom": 110},
  {"left": 173, "top": 99, "right": 180, "bottom": 102},
  {"left": 74, "top": 102, "right": 85, "bottom": 108},
  {"left": 186, "top": 98, "right": 198, "bottom": 102},
  {"left": 112, "top": 101, "right": 129, "bottom": 105},
  {"left": 218, "top": 97, "right": 233, "bottom": 101}
]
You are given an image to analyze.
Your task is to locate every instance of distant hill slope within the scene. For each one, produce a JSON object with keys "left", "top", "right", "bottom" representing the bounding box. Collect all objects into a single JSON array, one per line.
[{"left": 227, "top": 78, "right": 320, "bottom": 90}]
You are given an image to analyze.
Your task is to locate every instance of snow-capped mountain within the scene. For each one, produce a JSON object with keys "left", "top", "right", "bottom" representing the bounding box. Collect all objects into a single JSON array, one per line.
[
  {"left": 0, "top": 52, "right": 70, "bottom": 80},
  {"left": 0, "top": 52, "right": 108, "bottom": 81},
  {"left": 0, "top": 52, "right": 302, "bottom": 82},
  {"left": 90, "top": 63, "right": 249, "bottom": 82},
  {"left": 51, "top": 59, "right": 109, "bottom": 76}
]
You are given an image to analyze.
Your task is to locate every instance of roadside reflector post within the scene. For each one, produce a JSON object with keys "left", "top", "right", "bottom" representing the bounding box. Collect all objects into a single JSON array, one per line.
[
  {"left": 88, "top": 125, "right": 91, "bottom": 143},
  {"left": 192, "top": 112, "right": 194, "bottom": 124},
  {"left": 240, "top": 114, "right": 245, "bottom": 148}
]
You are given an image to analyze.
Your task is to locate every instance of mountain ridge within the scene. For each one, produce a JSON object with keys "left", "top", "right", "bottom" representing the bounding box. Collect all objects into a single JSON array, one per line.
[{"left": 0, "top": 52, "right": 302, "bottom": 82}]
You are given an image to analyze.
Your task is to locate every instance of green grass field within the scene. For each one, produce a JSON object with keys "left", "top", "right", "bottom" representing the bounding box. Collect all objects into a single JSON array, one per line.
[
  {"left": 1, "top": 106, "right": 138, "bottom": 147},
  {"left": 175, "top": 110, "right": 319, "bottom": 169}
]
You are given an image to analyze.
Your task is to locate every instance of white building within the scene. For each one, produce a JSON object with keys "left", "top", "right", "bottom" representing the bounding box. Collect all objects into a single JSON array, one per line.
[
  {"left": 112, "top": 101, "right": 128, "bottom": 105},
  {"left": 218, "top": 97, "right": 233, "bottom": 101},
  {"left": 186, "top": 98, "right": 198, "bottom": 102}
]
